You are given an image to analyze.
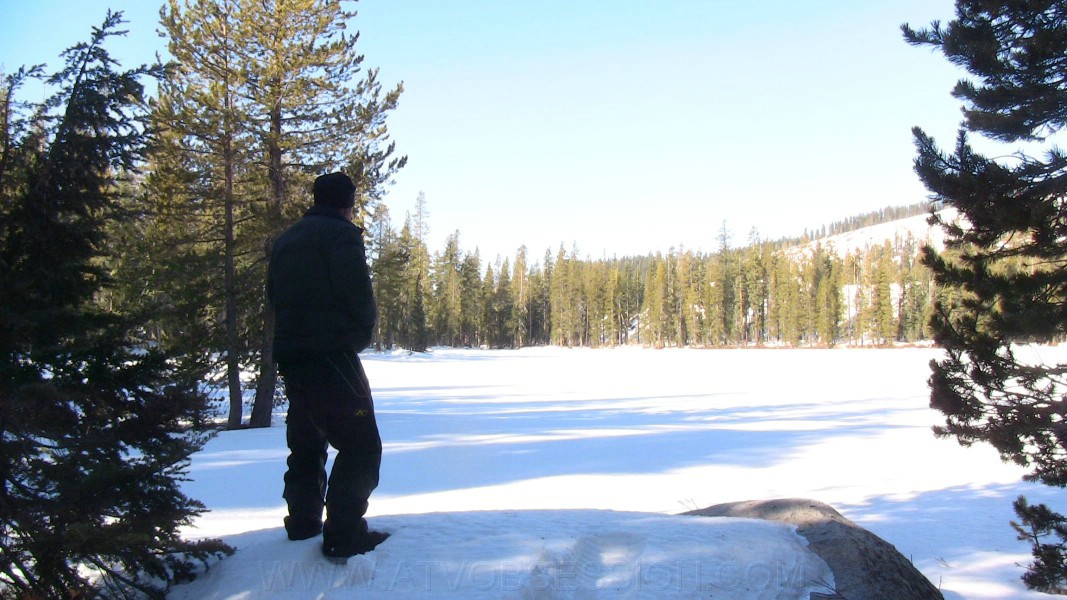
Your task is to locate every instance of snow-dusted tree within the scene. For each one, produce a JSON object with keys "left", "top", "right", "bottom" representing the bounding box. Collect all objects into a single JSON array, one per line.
[{"left": 0, "top": 13, "right": 230, "bottom": 596}]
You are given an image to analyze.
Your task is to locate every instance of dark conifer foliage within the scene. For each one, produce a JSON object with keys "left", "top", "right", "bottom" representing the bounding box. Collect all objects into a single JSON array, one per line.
[
  {"left": 0, "top": 13, "right": 230, "bottom": 597},
  {"left": 905, "top": 1, "right": 1067, "bottom": 591}
]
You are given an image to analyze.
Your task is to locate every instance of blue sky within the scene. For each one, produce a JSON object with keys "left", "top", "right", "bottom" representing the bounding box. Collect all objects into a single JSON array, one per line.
[{"left": 2, "top": 0, "right": 965, "bottom": 260}]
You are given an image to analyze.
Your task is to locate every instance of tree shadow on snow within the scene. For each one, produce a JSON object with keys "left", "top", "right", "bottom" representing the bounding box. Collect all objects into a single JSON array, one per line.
[
  {"left": 375, "top": 393, "right": 919, "bottom": 496},
  {"left": 837, "top": 481, "right": 1059, "bottom": 600}
]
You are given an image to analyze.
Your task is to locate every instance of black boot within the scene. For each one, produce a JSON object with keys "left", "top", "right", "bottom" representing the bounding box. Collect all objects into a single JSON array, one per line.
[
  {"left": 322, "top": 521, "right": 389, "bottom": 561},
  {"left": 284, "top": 516, "right": 323, "bottom": 541}
]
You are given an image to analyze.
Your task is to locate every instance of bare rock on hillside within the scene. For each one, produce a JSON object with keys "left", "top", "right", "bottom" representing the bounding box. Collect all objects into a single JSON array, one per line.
[{"left": 685, "top": 498, "right": 943, "bottom": 600}]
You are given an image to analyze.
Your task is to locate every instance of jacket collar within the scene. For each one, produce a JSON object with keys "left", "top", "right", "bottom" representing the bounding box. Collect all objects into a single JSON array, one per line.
[
  {"left": 304, "top": 205, "right": 363, "bottom": 232},
  {"left": 305, "top": 204, "right": 349, "bottom": 220}
]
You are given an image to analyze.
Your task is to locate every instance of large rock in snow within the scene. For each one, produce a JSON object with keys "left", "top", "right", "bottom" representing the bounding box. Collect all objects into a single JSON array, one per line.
[{"left": 685, "top": 498, "right": 943, "bottom": 600}]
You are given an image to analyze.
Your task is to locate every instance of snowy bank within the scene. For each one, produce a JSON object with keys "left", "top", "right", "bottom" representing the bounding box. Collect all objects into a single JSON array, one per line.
[{"left": 169, "top": 510, "right": 834, "bottom": 599}]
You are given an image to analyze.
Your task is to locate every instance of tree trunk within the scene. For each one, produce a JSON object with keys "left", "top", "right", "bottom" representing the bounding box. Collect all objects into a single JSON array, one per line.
[
  {"left": 249, "top": 304, "right": 276, "bottom": 428},
  {"left": 250, "top": 236, "right": 278, "bottom": 428},
  {"left": 222, "top": 57, "right": 244, "bottom": 429},
  {"left": 249, "top": 97, "right": 285, "bottom": 427},
  {"left": 224, "top": 140, "right": 243, "bottom": 429}
]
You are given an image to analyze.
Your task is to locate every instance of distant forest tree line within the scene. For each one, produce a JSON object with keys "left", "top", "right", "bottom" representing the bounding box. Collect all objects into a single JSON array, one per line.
[
  {"left": 809, "top": 202, "right": 933, "bottom": 240},
  {"left": 368, "top": 199, "right": 943, "bottom": 352}
]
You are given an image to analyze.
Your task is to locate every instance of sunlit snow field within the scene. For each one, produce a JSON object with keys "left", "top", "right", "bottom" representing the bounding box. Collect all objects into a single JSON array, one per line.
[{"left": 174, "top": 346, "right": 1067, "bottom": 599}]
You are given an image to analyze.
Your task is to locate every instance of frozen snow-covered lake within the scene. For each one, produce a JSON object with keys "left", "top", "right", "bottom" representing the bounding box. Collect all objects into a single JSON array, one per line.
[{"left": 175, "top": 346, "right": 1067, "bottom": 599}]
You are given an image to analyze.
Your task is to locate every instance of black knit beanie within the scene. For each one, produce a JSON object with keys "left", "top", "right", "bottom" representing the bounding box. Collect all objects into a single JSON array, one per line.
[{"left": 313, "top": 172, "right": 357, "bottom": 209}]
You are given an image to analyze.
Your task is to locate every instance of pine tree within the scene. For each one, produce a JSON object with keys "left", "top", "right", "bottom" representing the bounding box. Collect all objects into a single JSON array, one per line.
[
  {"left": 704, "top": 256, "right": 725, "bottom": 346},
  {"left": 642, "top": 255, "right": 667, "bottom": 347},
  {"left": 369, "top": 205, "right": 407, "bottom": 349},
  {"left": 765, "top": 251, "right": 784, "bottom": 344},
  {"left": 905, "top": 2, "right": 1067, "bottom": 590},
  {"left": 0, "top": 13, "right": 231, "bottom": 596},
  {"left": 152, "top": 0, "right": 404, "bottom": 428},
  {"left": 567, "top": 246, "right": 588, "bottom": 346},
  {"left": 742, "top": 231, "right": 769, "bottom": 346},
  {"left": 897, "top": 234, "right": 933, "bottom": 342},
  {"left": 238, "top": 0, "right": 405, "bottom": 426},
  {"left": 492, "top": 258, "right": 515, "bottom": 348},
  {"left": 550, "top": 245, "right": 572, "bottom": 346},
  {"left": 716, "top": 222, "right": 738, "bottom": 344},
  {"left": 393, "top": 218, "right": 429, "bottom": 351},
  {"left": 409, "top": 273, "right": 430, "bottom": 352},
  {"left": 872, "top": 242, "right": 897, "bottom": 345},
  {"left": 675, "top": 249, "right": 696, "bottom": 347},
  {"left": 459, "top": 250, "right": 483, "bottom": 347},
  {"left": 662, "top": 249, "right": 681, "bottom": 347},
  {"left": 798, "top": 250, "right": 820, "bottom": 345},
  {"left": 779, "top": 259, "right": 803, "bottom": 347},
  {"left": 843, "top": 252, "right": 867, "bottom": 345},
  {"left": 819, "top": 249, "right": 843, "bottom": 346},
  {"left": 510, "top": 246, "right": 531, "bottom": 347},
  {"left": 530, "top": 249, "right": 554, "bottom": 345},
  {"left": 153, "top": 0, "right": 257, "bottom": 429},
  {"left": 430, "top": 231, "right": 464, "bottom": 347},
  {"left": 682, "top": 252, "right": 706, "bottom": 347},
  {"left": 603, "top": 260, "right": 623, "bottom": 346},
  {"left": 480, "top": 262, "right": 496, "bottom": 346},
  {"left": 409, "top": 192, "right": 433, "bottom": 350}
]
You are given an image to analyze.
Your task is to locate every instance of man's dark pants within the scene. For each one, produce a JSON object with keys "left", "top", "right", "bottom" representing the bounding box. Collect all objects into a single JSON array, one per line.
[{"left": 281, "top": 350, "right": 381, "bottom": 548}]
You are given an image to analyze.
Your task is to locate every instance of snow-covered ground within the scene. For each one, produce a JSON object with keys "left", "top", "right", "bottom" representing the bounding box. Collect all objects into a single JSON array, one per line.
[{"left": 169, "top": 346, "right": 1065, "bottom": 599}]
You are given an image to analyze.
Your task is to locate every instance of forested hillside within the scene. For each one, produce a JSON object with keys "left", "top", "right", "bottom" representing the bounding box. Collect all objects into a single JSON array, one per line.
[
  {"left": 810, "top": 201, "right": 933, "bottom": 241},
  {"left": 367, "top": 200, "right": 947, "bottom": 351}
]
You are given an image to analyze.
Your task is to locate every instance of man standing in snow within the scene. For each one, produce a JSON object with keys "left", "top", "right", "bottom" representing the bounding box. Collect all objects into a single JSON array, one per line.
[{"left": 267, "top": 171, "right": 388, "bottom": 560}]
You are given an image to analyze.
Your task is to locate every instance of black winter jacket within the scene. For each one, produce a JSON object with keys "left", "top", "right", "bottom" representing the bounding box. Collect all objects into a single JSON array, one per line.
[{"left": 267, "top": 205, "right": 377, "bottom": 366}]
